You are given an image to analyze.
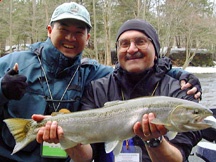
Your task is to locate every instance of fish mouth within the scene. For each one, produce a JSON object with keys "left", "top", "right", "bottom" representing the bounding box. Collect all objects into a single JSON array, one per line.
[
  {"left": 194, "top": 115, "right": 211, "bottom": 123},
  {"left": 186, "top": 115, "right": 213, "bottom": 130}
]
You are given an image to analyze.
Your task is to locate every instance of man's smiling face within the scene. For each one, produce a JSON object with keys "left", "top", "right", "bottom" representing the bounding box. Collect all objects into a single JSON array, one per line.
[
  {"left": 117, "top": 30, "right": 156, "bottom": 73},
  {"left": 47, "top": 19, "right": 90, "bottom": 59}
]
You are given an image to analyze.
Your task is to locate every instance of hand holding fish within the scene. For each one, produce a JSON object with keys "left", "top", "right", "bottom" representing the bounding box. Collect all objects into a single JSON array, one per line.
[
  {"left": 32, "top": 114, "right": 63, "bottom": 144},
  {"left": 134, "top": 113, "right": 184, "bottom": 161},
  {"left": 32, "top": 114, "right": 93, "bottom": 161},
  {"left": 134, "top": 113, "right": 168, "bottom": 141}
]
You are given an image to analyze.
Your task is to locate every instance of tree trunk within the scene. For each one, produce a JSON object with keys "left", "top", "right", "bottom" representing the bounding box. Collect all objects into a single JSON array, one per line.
[{"left": 93, "top": 0, "right": 99, "bottom": 61}]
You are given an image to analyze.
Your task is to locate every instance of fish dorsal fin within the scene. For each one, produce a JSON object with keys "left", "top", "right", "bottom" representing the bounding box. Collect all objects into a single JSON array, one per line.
[
  {"left": 166, "top": 131, "right": 178, "bottom": 140},
  {"left": 105, "top": 140, "right": 121, "bottom": 153},
  {"left": 104, "top": 100, "right": 125, "bottom": 108},
  {"left": 51, "top": 108, "right": 71, "bottom": 116}
]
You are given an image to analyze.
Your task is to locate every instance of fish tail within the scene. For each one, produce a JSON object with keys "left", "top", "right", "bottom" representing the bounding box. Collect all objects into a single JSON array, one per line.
[{"left": 3, "top": 118, "right": 35, "bottom": 154}]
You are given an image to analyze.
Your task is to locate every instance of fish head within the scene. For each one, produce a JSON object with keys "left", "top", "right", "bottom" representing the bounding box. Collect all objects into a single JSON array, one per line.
[{"left": 169, "top": 103, "right": 213, "bottom": 132}]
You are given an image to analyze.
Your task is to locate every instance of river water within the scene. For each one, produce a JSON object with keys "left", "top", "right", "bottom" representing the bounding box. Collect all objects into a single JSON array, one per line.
[
  {"left": 195, "top": 73, "right": 216, "bottom": 109},
  {"left": 188, "top": 73, "right": 216, "bottom": 162}
]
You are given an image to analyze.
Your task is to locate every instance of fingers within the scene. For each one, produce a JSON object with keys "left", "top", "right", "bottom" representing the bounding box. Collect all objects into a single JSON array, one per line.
[
  {"left": 36, "top": 121, "right": 63, "bottom": 144},
  {"left": 37, "top": 127, "right": 45, "bottom": 143},
  {"left": 32, "top": 114, "right": 50, "bottom": 122},
  {"left": 133, "top": 122, "right": 143, "bottom": 137},
  {"left": 180, "top": 82, "right": 201, "bottom": 99},
  {"left": 147, "top": 113, "right": 166, "bottom": 138},
  {"left": 43, "top": 121, "right": 58, "bottom": 143},
  {"left": 187, "top": 85, "right": 201, "bottom": 99},
  {"left": 194, "top": 91, "right": 201, "bottom": 99},
  {"left": 180, "top": 72, "right": 202, "bottom": 100},
  {"left": 186, "top": 87, "right": 197, "bottom": 95},
  {"left": 13, "top": 63, "right": 19, "bottom": 72},
  {"left": 8, "top": 63, "right": 19, "bottom": 75},
  {"left": 180, "top": 81, "right": 192, "bottom": 90},
  {"left": 142, "top": 114, "right": 151, "bottom": 137},
  {"left": 134, "top": 113, "right": 167, "bottom": 140}
]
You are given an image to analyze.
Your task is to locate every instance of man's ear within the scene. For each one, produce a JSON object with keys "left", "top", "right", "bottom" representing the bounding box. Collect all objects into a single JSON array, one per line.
[
  {"left": 47, "top": 25, "right": 52, "bottom": 37},
  {"left": 155, "top": 55, "right": 157, "bottom": 60},
  {"left": 85, "top": 33, "right": 91, "bottom": 46}
]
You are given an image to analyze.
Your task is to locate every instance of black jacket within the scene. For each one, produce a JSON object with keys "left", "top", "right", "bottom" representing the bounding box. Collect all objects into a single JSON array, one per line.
[{"left": 80, "top": 59, "right": 202, "bottom": 162}]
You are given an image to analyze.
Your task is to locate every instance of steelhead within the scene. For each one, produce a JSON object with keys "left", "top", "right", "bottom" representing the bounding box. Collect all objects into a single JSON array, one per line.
[{"left": 4, "top": 96, "right": 212, "bottom": 155}]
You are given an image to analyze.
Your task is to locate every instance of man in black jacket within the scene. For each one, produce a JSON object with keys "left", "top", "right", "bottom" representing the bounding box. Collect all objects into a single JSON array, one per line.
[{"left": 78, "top": 19, "right": 202, "bottom": 162}]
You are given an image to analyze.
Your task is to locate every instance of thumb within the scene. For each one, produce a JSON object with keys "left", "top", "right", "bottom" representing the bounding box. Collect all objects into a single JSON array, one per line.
[
  {"left": 32, "top": 114, "right": 51, "bottom": 122},
  {"left": 7, "top": 63, "right": 19, "bottom": 75},
  {"left": 13, "top": 63, "right": 19, "bottom": 73},
  {"left": 180, "top": 80, "right": 186, "bottom": 90}
]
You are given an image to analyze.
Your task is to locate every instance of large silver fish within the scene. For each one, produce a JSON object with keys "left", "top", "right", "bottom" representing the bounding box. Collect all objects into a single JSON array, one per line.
[{"left": 4, "top": 96, "right": 212, "bottom": 155}]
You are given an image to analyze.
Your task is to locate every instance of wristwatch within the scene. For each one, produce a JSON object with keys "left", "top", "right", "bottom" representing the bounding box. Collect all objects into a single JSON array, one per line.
[{"left": 143, "top": 136, "right": 163, "bottom": 148}]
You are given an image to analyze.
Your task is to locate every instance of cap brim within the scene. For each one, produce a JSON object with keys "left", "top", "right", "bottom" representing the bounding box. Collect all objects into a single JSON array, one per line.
[{"left": 51, "top": 13, "right": 92, "bottom": 28}]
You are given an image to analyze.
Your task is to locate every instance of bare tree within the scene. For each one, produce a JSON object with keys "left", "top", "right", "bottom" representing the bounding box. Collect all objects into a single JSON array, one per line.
[
  {"left": 1, "top": 0, "right": 216, "bottom": 66},
  {"left": 101, "top": 0, "right": 112, "bottom": 65},
  {"left": 158, "top": 0, "right": 215, "bottom": 68},
  {"left": 9, "top": 0, "right": 13, "bottom": 53},
  {"left": 92, "top": 0, "right": 99, "bottom": 61}
]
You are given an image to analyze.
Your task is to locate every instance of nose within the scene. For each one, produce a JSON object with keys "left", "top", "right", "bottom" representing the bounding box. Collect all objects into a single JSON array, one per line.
[
  {"left": 127, "top": 42, "right": 138, "bottom": 54},
  {"left": 65, "top": 33, "right": 76, "bottom": 41}
]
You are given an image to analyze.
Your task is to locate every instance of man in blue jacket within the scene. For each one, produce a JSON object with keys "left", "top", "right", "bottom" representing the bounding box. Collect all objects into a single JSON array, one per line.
[{"left": 1, "top": 2, "right": 200, "bottom": 162}]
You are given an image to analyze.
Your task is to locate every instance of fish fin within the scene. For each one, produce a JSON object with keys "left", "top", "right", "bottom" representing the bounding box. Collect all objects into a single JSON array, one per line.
[
  {"left": 113, "top": 141, "right": 123, "bottom": 156},
  {"left": 151, "top": 118, "right": 170, "bottom": 126},
  {"left": 59, "top": 136, "right": 77, "bottom": 150},
  {"left": 105, "top": 140, "right": 120, "bottom": 153},
  {"left": 104, "top": 100, "right": 125, "bottom": 108},
  {"left": 3, "top": 118, "right": 35, "bottom": 154},
  {"left": 183, "top": 123, "right": 211, "bottom": 130},
  {"left": 166, "top": 131, "right": 178, "bottom": 140},
  {"left": 51, "top": 109, "right": 71, "bottom": 116},
  {"left": 51, "top": 112, "right": 60, "bottom": 116},
  {"left": 59, "top": 108, "right": 71, "bottom": 114}
]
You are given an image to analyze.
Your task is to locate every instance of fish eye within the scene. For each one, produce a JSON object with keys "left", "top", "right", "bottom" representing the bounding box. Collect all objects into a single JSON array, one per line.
[{"left": 193, "top": 109, "right": 199, "bottom": 114}]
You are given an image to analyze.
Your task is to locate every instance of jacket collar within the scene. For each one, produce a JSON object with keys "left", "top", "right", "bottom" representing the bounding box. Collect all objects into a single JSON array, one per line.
[
  {"left": 113, "top": 60, "right": 170, "bottom": 99},
  {"left": 31, "top": 38, "right": 81, "bottom": 77}
]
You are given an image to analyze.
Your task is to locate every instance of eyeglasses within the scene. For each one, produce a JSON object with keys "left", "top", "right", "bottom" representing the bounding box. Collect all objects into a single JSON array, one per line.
[{"left": 116, "top": 36, "right": 151, "bottom": 51}]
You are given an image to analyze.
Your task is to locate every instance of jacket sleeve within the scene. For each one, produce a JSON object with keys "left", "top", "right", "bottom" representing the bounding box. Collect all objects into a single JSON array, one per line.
[
  {"left": 0, "top": 54, "right": 17, "bottom": 105},
  {"left": 81, "top": 58, "right": 113, "bottom": 87},
  {"left": 170, "top": 131, "right": 202, "bottom": 161},
  {"left": 79, "top": 84, "right": 97, "bottom": 111}
]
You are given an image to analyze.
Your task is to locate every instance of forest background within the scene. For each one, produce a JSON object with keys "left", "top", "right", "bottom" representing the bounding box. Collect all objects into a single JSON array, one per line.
[{"left": 0, "top": 0, "right": 216, "bottom": 68}]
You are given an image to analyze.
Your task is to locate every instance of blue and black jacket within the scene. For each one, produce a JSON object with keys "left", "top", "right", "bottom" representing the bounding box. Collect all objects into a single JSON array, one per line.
[{"left": 0, "top": 38, "right": 113, "bottom": 162}]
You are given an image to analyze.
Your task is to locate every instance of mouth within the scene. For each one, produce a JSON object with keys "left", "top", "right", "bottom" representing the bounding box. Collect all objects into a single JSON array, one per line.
[
  {"left": 63, "top": 44, "right": 75, "bottom": 49},
  {"left": 126, "top": 52, "right": 144, "bottom": 60}
]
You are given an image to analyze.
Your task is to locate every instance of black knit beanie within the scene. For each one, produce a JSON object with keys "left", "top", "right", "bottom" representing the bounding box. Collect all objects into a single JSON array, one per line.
[{"left": 116, "top": 19, "right": 160, "bottom": 58}]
